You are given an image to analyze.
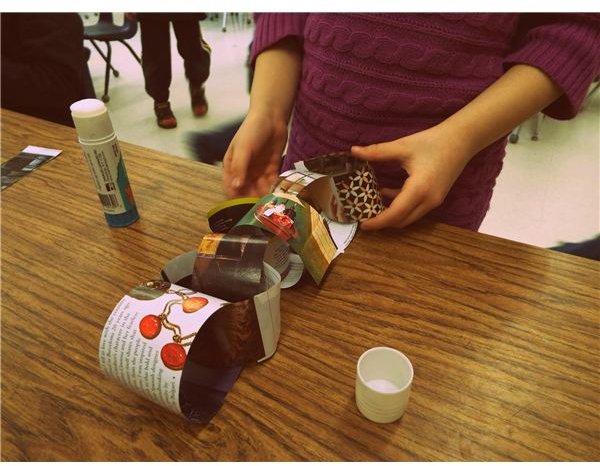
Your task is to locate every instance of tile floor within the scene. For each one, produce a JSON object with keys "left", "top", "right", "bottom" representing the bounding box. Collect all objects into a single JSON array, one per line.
[{"left": 86, "top": 14, "right": 600, "bottom": 249}]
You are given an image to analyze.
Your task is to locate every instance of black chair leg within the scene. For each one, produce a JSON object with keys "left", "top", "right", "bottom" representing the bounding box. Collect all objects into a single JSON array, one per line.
[
  {"left": 89, "top": 39, "right": 119, "bottom": 76},
  {"left": 102, "top": 41, "right": 112, "bottom": 102},
  {"left": 119, "top": 39, "right": 142, "bottom": 64}
]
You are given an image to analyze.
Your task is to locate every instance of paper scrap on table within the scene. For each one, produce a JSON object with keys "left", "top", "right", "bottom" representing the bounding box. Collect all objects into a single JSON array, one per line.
[{"left": 1, "top": 145, "right": 62, "bottom": 190}]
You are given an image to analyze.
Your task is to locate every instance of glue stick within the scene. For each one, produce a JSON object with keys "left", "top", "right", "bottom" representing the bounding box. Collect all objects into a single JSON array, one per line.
[{"left": 70, "top": 99, "right": 139, "bottom": 227}]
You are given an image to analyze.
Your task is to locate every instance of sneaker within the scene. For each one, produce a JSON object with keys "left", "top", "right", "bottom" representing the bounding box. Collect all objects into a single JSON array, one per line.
[
  {"left": 154, "top": 101, "right": 177, "bottom": 129},
  {"left": 190, "top": 86, "right": 208, "bottom": 117}
]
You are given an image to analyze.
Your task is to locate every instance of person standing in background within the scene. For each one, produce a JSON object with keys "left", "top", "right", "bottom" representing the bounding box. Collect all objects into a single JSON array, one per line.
[{"left": 135, "top": 13, "right": 211, "bottom": 129}]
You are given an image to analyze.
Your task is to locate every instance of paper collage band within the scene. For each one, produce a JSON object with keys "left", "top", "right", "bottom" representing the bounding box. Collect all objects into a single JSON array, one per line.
[{"left": 98, "top": 153, "right": 382, "bottom": 423}]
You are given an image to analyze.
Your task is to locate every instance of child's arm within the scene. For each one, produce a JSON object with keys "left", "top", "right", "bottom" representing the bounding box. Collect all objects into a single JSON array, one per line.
[
  {"left": 351, "top": 64, "right": 563, "bottom": 231},
  {"left": 223, "top": 37, "right": 303, "bottom": 197}
]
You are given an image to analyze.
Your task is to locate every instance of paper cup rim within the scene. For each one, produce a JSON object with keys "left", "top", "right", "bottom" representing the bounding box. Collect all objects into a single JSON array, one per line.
[{"left": 357, "top": 347, "right": 414, "bottom": 394}]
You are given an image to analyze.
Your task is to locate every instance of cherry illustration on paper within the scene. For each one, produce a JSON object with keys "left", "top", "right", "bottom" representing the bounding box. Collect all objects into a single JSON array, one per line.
[
  {"left": 161, "top": 343, "right": 187, "bottom": 371},
  {"left": 137, "top": 286, "right": 209, "bottom": 371},
  {"left": 139, "top": 314, "right": 162, "bottom": 339}
]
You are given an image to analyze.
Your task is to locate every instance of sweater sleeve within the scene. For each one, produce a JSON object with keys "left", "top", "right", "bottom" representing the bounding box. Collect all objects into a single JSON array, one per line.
[
  {"left": 250, "top": 13, "right": 309, "bottom": 64},
  {"left": 503, "top": 13, "right": 600, "bottom": 120}
]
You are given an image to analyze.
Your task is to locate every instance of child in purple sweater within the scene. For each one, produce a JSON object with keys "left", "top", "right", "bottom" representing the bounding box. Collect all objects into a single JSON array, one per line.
[{"left": 223, "top": 13, "right": 600, "bottom": 231}]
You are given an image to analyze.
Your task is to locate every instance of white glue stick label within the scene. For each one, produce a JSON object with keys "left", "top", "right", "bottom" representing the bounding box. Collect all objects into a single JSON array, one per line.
[{"left": 81, "top": 139, "right": 127, "bottom": 214}]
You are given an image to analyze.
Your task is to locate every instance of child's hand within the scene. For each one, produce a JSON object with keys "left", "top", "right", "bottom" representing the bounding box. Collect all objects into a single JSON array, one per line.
[
  {"left": 351, "top": 124, "right": 473, "bottom": 231},
  {"left": 223, "top": 111, "right": 289, "bottom": 198}
]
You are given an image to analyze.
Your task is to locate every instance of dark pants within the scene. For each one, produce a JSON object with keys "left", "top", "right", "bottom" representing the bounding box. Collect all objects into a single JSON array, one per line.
[{"left": 139, "top": 17, "right": 210, "bottom": 103}]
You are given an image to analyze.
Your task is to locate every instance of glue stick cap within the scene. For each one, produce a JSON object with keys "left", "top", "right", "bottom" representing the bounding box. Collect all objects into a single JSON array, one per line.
[{"left": 70, "top": 98, "right": 115, "bottom": 142}]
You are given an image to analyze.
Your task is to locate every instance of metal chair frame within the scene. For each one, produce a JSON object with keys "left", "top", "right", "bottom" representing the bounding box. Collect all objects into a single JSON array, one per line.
[{"left": 84, "top": 13, "right": 141, "bottom": 102}]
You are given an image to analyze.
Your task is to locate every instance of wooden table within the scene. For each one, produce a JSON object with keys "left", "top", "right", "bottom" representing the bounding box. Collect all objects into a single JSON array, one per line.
[{"left": 1, "top": 109, "right": 598, "bottom": 461}]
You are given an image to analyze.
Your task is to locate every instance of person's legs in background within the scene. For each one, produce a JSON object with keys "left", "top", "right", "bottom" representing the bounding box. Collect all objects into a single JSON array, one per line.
[
  {"left": 139, "top": 17, "right": 177, "bottom": 129},
  {"left": 172, "top": 18, "right": 211, "bottom": 117}
]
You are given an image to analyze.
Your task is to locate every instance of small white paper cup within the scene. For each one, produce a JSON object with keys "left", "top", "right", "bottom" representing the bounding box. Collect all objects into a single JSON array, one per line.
[{"left": 355, "top": 347, "right": 414, "bottom": 423}]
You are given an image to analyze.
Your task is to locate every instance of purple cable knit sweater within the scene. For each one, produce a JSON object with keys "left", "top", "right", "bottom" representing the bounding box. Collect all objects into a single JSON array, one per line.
[{"left": 250, "top": 13, "right": 600, "bottom": 230}]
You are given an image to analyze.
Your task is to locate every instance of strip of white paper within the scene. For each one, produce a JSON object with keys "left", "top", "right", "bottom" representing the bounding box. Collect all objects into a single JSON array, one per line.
[
  {"left": 23, "top": 145, "right": 62, "bottom": 157},
  {"left": 326, "top": 218, "right": 358, "bottom": 257}
]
